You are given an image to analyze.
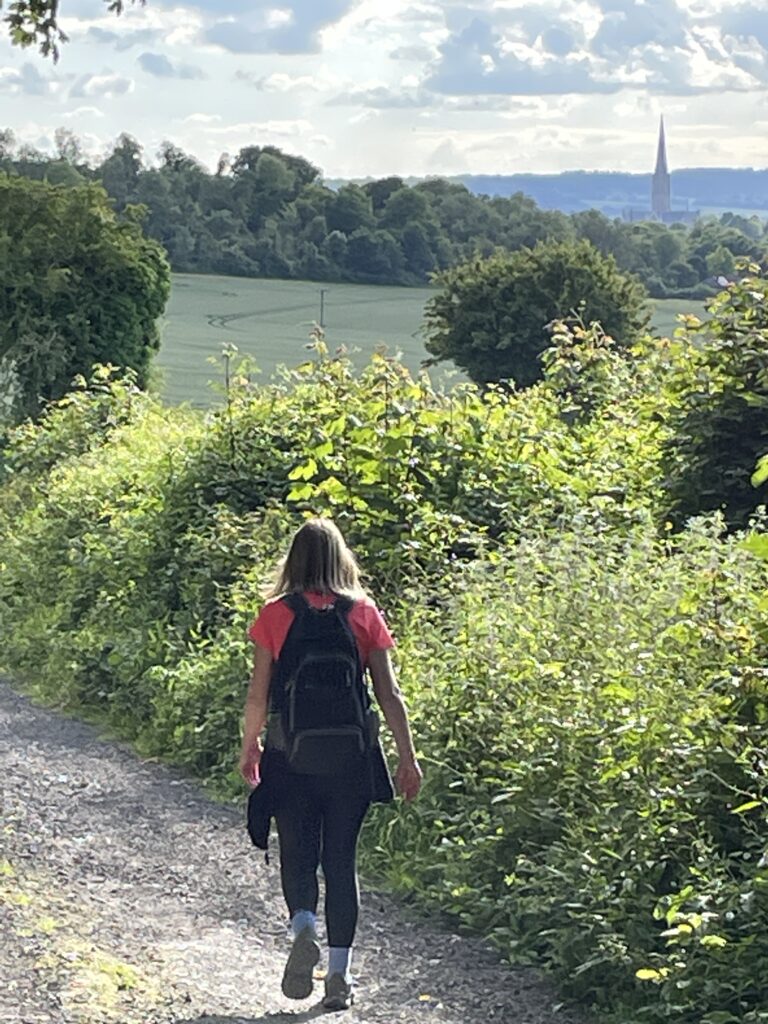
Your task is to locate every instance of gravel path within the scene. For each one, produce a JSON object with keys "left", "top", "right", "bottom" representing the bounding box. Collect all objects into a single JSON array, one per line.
[{"left": 0, "top": 679, "right": 588, "bottom": 1024}]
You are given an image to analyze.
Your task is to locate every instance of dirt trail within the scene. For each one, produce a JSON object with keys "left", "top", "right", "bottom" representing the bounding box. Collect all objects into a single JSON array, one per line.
[{"left": 0, "top": 680, "right": 587, "bottom": 1024}]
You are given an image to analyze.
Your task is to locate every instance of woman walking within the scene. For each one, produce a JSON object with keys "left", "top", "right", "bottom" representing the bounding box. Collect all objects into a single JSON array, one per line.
[{"left": 239, "top": 517, "right": 422, "bottom": 1011}]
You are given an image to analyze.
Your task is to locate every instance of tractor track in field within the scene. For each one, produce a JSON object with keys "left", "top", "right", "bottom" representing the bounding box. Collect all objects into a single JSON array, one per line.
[{"left": 205, "top": 302, "right": 317, "bottom": 331}]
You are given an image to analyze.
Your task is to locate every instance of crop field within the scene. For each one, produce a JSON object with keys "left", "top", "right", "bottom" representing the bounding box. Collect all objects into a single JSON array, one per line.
[
  {"left": 649, "top": 296, "right": 707, "bottom": 338},
  {"left": 156, "top": 273, "right": 706, "bottom": 406},
  {"left": 156, "top": 274, "right": 438, "bottom": 406}
]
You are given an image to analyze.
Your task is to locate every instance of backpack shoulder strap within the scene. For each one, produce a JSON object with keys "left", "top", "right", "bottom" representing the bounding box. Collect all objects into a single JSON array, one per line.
[{"left": 282, "top": 592, "right": 309, "bottom": 616}]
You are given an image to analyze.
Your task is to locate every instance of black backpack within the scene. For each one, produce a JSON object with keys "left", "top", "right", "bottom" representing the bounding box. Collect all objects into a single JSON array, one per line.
[{"left": 267, "top": 593, "right": 373, "bottom": 775}]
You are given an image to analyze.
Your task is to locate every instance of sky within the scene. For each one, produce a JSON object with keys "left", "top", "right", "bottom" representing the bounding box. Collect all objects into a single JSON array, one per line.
[{"left": 1, "top": 0, "right": 767, "bottom": 178}]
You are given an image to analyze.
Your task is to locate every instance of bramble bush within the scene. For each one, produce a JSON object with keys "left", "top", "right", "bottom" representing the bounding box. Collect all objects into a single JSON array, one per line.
[
  {"left": 370, "top": 519, "right": 768, "bottom": 1022},
  {"left": 1, "top": 277, "right": 768, "bottom": 1022},
  {"left": 663, "top": 261, "right": 768, "bottom": 530}
]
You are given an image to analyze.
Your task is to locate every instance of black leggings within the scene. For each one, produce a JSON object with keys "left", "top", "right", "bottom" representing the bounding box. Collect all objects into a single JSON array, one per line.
[{"left": 274, "top": 769, "right": 370, "bottom": 947}]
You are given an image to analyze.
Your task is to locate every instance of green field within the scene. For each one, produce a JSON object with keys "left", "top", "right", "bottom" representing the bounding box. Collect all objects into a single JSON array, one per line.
[
  {"left": 156, "top": 274, "right": 438, "bottom": 406},
  {"left": 648, "top": 296, "right": 706, "bottom": 338},
  {"left": 156, "top": 273, "right": 706, "bottom": 406}
]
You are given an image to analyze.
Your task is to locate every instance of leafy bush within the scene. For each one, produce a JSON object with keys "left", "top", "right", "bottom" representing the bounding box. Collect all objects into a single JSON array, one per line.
[
  {"left": 663, "top": 264, "right": 768, "bottom": 529},
  {"left": 366, "top": 517, "right": 768, "bottom": 1023}
]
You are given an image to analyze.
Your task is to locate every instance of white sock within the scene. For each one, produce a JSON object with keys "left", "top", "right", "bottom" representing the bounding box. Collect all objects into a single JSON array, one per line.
[{"left": 328, "top": 946, "right": 352, "bottom": 981}]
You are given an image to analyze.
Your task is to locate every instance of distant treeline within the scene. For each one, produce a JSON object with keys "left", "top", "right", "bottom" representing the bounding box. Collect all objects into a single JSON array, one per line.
[{"left": 2, "top": 129, "right": 767, "bottom": 299}]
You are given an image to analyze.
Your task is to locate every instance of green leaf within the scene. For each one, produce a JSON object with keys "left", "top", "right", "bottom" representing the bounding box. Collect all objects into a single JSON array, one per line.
[
  {"left": 600, "top": 681, "right": 635, "bottom": 701},
  {"left": 312, "top": 440, "right": 333, "bottom": 459},
  {"left": 741, "top": 533, "right": 768, "bottom": 560},
  {"left": 287, "top": 483, "right": 314, "bottom": 502},
  {"left": 731, "top": 799, "right": 762, "bottom": 814},
  {"left": 287, "top": 458, "right": 317, "bottom": 482},
  {"left": 635, "top": 968, "right": 661, "bottom": 981},
  {"left": 317, "top": 475, "right": 347, "bottom": 500}
]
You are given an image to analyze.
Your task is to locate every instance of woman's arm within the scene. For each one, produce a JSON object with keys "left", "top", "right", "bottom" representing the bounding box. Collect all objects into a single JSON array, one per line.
[
  {"left": 238, "top": 643, "right": 273, "bottom": 785},
  {"left": 368, "top": 647, "right": 422, "bottom": 801}
]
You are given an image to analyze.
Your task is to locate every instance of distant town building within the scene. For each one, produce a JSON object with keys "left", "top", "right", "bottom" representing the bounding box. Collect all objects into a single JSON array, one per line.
[{"left": 623, "top": 118, "right": 698, "bottom": 225}]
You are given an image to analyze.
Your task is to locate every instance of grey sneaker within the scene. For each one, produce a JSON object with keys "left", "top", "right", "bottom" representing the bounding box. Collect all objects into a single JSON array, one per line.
[
  {"left": 322, "top": 972, "right": 354, "bottom": 1011},
  {"left": 281, "top": 925, "right": 321, "bottom": 1000}
]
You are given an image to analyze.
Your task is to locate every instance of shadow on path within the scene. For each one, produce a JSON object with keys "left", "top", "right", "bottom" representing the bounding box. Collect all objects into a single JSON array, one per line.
[{"left": 180, "top": 1008, "right": 328, "bottom": 1024}]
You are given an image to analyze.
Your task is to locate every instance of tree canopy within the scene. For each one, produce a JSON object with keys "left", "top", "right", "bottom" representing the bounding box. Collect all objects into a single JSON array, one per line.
[
  {"left": 0, "top": 174, "right": 170, "bottom": 421},
  {"left": 423, "top": 240, "right": 651, "bottom": 387}
]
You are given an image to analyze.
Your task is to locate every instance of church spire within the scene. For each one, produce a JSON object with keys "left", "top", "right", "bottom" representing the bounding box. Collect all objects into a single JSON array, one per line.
[
  {"left": 651, "top": 116, "right": 671, "bottom": 217},
  {"left": 655, "top": 116, "right": 668, "bottom": 176}
]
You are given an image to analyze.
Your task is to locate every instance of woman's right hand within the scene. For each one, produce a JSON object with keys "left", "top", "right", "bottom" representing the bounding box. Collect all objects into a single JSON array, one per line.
[
  {"left": 239, "top": 738, "right": 263, "bottom": 787},
  {"left": 396, "top": 756, "right": 423, "bottom": 802}
]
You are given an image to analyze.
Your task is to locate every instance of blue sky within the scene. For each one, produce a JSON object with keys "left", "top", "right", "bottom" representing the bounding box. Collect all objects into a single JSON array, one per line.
[{"left": 1, "top": 0, "right": 766, "bottom": 177}]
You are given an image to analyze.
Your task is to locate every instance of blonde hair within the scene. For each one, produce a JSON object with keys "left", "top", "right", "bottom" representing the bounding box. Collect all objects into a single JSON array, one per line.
[{"left": 269, "top": 518, "right": 366, "bottom": 599}]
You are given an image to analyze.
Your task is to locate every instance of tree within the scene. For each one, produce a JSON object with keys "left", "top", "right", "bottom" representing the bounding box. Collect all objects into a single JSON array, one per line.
[
  {"left": 379, "top": 187, "right": 433, "bottom": 231},
  {"left": 363, "top": 176, "right": 404, "bottom": 213},
  {"left": 0, "top": 175, "right": 170, "bottom": 421},
  {"left": 54, "top": 127, "right": 82, "bottom": 165},
  {"left": 705, "top": 244, "right": 735, "bottom": 278},
  {"left": 401, "top": 222, "right": 435, "bottom": 279},
  {"left": 424, "top": 240, "right": 650, "bottom": 387},
  {"left": 345, "top": 228, "right": 404, "bottom": 282},
  {"left": 231, "top": 145, "right": 317, "bottom": 199},
  {"left": 327, "top": 185, "right": 374, "bottom": 235},
  {"left": 0, "top": 128, "right": 15, "bottom": 161},
  {"left": 323, "top": 230, "right": 347, "bottom": 268},
  {"left": 43, "top": 159, "right": 85, "bottom": 187},
  {"left": 96, "top": 134, "right": 143, "bottom": 210},
  {"left": 231, "top": 148, "right": 300, "bottom": 233}
]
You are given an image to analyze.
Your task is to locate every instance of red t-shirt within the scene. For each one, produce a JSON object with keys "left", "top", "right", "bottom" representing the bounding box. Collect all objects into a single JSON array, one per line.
[{"left": 248, "top": 591, "right": 394, "bottom": 667}]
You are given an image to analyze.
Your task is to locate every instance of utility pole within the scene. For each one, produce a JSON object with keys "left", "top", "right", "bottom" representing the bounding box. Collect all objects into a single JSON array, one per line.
[{"left": 319, "top": 288, "right": 327, "bottom": 329}]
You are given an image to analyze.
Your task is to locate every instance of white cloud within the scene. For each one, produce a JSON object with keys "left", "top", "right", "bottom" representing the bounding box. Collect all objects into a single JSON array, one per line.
[
  {"left": 202, "top": 0, "right": 363, "bottom": 55},
  {"left": 426, "top": 19, "right": 620, "bottom": 96},
  {"left": 61, "top": 105, "right": 106, "bottom": 119},
  {"left": 0, "top": 63, "right": 55, "bottom": 96},
  {"left": 201, "top": 118, "right": 317, "bottom": 138},
  {"left": 70, "top": 72, "right": 134, "bottom": 99},
  {"left": 329, "top": 85, "right": 431, "bottom": 107},
  {"left": 426, "top": 137, "right": 466, "bottom": 173},
  {"left": 390, "top": 44, "right": 436, "bottom": 61},
  {"left": 420, "top": 2, "right": 768, "bottom": 97},
  {"left": 718, "top": 5, "right": 768, "bottom": 50},
  {"left": 137, "top": 52, "right": 206, "bottom": 79},
  {"left": 86, "top": 26, "right": 160, "bottom": 50},
  {"left": 183, "top": 113, "right": 223, "bottom": 124},
  {"left": 235, "top": 70, "right": 322, "bottom": 91}
]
